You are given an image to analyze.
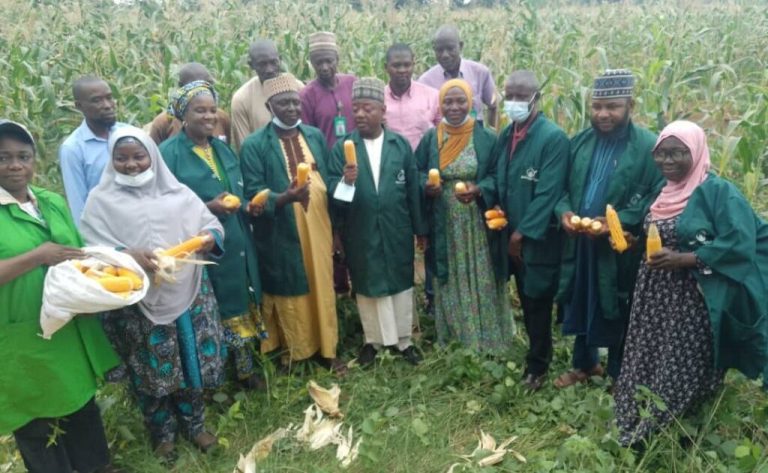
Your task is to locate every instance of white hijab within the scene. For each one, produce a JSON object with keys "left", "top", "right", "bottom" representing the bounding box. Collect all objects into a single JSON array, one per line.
[{"left": 81, "top": 126, "right": 224, "bottom": 325}]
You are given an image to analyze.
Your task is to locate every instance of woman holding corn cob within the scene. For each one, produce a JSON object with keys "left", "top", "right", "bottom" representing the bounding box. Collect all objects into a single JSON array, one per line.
[
  {"left": 415, "top": 79, "right": 514, "bottom": 353},
  {"left": 160, "top": 80, "right": 266, "bottom": 390},
  {"left": 80, "top": 126, "right": 227, "bottom": 460},
  {"left": 0, "top": 120, "right": 123, "bottom": 473},
  {"left": 613, "top": 120, "right": 768, "bottom": 448},
  {"left": 240, "top": 73, "right": 344, "bottom": 374}
]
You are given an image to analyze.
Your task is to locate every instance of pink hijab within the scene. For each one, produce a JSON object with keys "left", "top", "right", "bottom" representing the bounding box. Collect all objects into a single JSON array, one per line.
[{"left": 649, "top": 120, "right": 711, "bottom": 220}]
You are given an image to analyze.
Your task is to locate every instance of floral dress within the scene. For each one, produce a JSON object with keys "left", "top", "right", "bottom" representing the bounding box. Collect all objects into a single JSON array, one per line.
[
  {"left": 433, "top": 136, "right": 515, "bottom": 353},
  {"left": 614, "top": 215, "right": 723, "bottom": 446}
]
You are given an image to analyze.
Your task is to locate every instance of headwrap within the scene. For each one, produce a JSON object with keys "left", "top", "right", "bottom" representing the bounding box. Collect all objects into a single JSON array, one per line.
[
  {"left": 263, "top": 73, "right": 300, "bottom": 101},
  {"left": 308, "top": 31, "right": 339, "bottom": 55},
  {"left": 649, "top": 120, "right": 711, "bottom": 220},
  {"left": 167, "top": 80, "right": 218, "bottom": 120},
  {"left": 80, "top": 126, "right": 224, "bottom": 325},
  {"left": 437, "top": 79, "right": 475, "bottom": 170},
  {"left": 0, "top": 119, "right": 35, "bottom": 153},
  {"left": 352, "top": 77, "right": 385, "bottom": 103},
  {"left": 592, "top": 69, "right": 634, "bottom": 99}
]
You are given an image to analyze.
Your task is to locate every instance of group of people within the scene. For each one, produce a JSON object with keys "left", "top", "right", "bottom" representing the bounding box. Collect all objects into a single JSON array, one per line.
[{"left": 1, "top": 23, "right": 767, "bottom": 473}]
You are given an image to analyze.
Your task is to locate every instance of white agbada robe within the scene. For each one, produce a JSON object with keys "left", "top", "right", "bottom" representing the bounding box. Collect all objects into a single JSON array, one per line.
[{"left": 355, "top": 132, "right": 414, "bottom": 350}]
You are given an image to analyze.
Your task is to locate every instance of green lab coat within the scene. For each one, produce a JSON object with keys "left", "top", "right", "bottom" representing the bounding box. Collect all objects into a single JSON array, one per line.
[
  {"left": 677, "top": 174, "right": 768, "bottom": 378},
  {"left": 554, "top": 122, "right": 663, "bottom": 320},
  {"left": 0, "top": 187, "right": 119, "bottom": 434},
  {"left": 161, "top": 131, "right": 262, "bottom": 316},
  {"left": 492, "top": 114, "right": 570, "bottom": 298},
  {"left": 415, "top": 123, "right": 503, "bottom": 283},
  {"left": 239, "top": 124, "right": 332, "bottom": 296},
  {"left": 328, "top": 129, "right": 427, "bottom": 298}
]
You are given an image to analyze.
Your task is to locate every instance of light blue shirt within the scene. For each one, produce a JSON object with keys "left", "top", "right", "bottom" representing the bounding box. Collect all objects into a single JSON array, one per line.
[{"left": 58, "top": 120, "right": 126, "bottom": 226}]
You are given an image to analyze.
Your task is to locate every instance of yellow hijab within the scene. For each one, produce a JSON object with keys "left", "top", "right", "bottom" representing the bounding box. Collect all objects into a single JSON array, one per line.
[{"left": 437, "top": 79, "right": 475, "bottom": 170}]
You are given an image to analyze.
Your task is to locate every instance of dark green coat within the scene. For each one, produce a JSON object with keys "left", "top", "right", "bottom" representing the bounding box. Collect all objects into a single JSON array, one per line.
[
  {"left": 491, "top": 114, "right": 570, "bottom": 298},
  {"left": 239, "top": 124, "right": 332, "bottom": 296},
  {"left": 554, "top": 122, "right": 663, "bottom": 320},
  {"left": 677, "top": 174, "right": 768, "bottom": 378},
  {"left": 415, "top": 123, "right": 503, "bottom": 283},
  {"left": 328, "top": 129, "right": 427, "bottom": 298},
  {"left": 160, "top": 131, "right": 262, "bottom": 317}
]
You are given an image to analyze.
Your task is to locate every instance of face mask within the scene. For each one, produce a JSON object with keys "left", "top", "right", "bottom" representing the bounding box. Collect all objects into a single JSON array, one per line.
[
  {"left": 441, "top": 115, "right": 470, "bottom": 126},
  {"left": 272, "top": 116, "right": 301, "bottom": 130},
  {"left": 115, "top": 168, "right": 154, "bottom": 187},
  {"left": 504, "top": 96, "right": 535, "bottom": 123}
]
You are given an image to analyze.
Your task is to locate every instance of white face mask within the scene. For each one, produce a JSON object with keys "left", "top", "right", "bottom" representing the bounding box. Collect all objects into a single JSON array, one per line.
[
  {"left": 115, "top": 168, "right": 155, "bottom": 187},
  {"left": 504, "top": 95, "right": 535, "bottom": 123},
  {"left": 272, "top": 116, "right": 301, "bottom": 130}
]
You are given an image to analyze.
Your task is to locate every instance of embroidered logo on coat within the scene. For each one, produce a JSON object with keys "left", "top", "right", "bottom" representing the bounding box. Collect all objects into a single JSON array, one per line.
[
  {"left": 521, "top": 167, "right": 538, "bottom": 182},
  {"left": 629, "top": 193, "right": 642, "bottom": 206},
  {"left": 396, "top": 169, "right": 406, "bottom": 184}
]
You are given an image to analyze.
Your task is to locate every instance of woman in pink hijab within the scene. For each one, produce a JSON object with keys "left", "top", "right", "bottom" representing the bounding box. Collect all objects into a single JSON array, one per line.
[{"left": 613, "top": 120, "right": 768, "bottom": 449}]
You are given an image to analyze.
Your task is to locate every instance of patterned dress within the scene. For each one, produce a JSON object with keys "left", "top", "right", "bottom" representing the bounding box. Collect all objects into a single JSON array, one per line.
[
  {"left": 434, "top": 136, "right": 514, "bottom": 352},
  {"left": 102, "top": 269, "right": 226, "bottom": 443},
  {"left": 614, "top": 216, "right": 723, "bottom": 446}
]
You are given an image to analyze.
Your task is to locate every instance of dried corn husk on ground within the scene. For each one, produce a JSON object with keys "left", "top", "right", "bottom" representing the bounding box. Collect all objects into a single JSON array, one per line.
[
  {"left": 307, "top": 380, "right": 343, "bottom": 418},
  {"left": 335, "top": 426, "right": 361, "bottom": 468},
  {"left": 232, "top": 428, "right": 289, "bottom": 473},
  {"left": 447, "top": 430, "right": 526, "bottom": 472}
]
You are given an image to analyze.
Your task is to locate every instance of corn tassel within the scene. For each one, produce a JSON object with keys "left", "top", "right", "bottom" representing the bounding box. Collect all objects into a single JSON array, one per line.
[
  {"left": 250, "top": 189, "right": 270, "bottom": 206},
  {"left": 428, "top": 169, "right": 440, "bottom": 186},
  {"left": 343, "top": 140, "right": 357, "bottom": 166},
  {"left": 297, "top": 163, "right": 310, "bottom": 187},
  {"left": 605, "top": 205, "right": 628, "bottom": 253},
  {"left": 646, "top": 223, "right": 662, "bottom": 262}
]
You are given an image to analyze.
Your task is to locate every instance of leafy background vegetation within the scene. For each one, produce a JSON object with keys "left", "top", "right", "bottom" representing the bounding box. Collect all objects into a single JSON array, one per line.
[{"left": 1, "top": 0, "right": 767, "bottom": 472}]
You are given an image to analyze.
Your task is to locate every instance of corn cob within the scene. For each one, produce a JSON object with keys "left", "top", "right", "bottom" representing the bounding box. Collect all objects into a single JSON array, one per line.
[
  {"left": 222, "top": 194, "right": 241, "bottom": 209},
  {"left": 646, "top": 223, "right": 662, "bottom": 262},
  {"left": 605, "top": 204, "right": 628, "bottom": 253},
  {"left": 161, "top": 234, "right": 211, "bottom": 257},
  {"left": 428, "top": 169, "right": 440, "bottom": 187},
  {"left": 454, "top": 182, "right": 467, "bottom": 193},
  {"left": 487, "top": 217, "right": 508, "bottom": 230},
  {"left": 250, "top": 189, "right": 270, "bottom": 206},
  {"left": 297, "top": 163, "right": 310, "bottom": 187},
  {"left": 484, "top": 208, "right": 505, "bottom": 220},
  {"left": 117, "top": 267, "right": 144, "bottom": 290},
  {"left": 98, "top": 276, "right": 134, "bottom": 293},
  {"left": 343, "top": 140, "right": 356, "bottom": 166}
]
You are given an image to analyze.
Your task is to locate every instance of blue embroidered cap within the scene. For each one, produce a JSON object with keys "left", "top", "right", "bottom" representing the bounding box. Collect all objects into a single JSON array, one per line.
[{"left": 592, "top": 69, "right": 634, "bottom": 98}]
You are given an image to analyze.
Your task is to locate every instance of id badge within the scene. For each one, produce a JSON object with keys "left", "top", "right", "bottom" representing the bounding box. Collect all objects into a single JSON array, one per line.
[{"left": 334, "top": 116, "right": 347, "bottom": 137}]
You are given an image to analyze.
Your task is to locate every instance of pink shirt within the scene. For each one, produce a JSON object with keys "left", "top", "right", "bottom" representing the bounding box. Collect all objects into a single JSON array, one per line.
[
  {"left": 384, "top": 81, "right": 441, "bottom": 151},
  {"left": 418, "top": 58, "right": 496, "bottom": 120}
]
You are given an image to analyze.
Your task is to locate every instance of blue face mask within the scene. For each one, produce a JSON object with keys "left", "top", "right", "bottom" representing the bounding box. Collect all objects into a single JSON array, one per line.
[
  {"left": 503, "top": 95, "right": 535, "bottom": 123},
  {"left": 272, "top": 116, "right": 301, "bottom": 130}
]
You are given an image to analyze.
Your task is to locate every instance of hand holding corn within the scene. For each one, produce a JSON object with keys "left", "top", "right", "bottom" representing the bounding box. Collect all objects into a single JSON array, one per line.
[
  {"left": 454, "top": 181, "right": 479, "bottom": 204},
  {"left": 208, "top": 191, "right": 238, "bottom": 216},
  {"left": 425, "top": 169, "right": 441, "bottom": 198}
]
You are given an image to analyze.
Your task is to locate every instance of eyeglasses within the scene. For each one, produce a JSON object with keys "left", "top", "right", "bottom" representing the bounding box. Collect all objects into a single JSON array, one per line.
[{"left": 653, "top": 148, "right": 690, "bottom": 162}]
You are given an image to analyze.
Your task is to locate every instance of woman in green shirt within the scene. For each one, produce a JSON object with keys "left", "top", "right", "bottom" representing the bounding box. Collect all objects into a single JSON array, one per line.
[
  {"left": 0, "top": 120, "right": 121, "bottom": 473},
  {"left": 614, "top": 120, "right": 768, "bottom": 447}
]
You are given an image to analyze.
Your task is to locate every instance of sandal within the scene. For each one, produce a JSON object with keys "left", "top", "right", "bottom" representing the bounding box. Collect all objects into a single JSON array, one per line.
[
  {"left": 553, "top": 364, "right": 604, "bottom": 389},
  {"left": 153, "top": 441, "right": 177, "bottom": 463},
  {"left": 192, "top": 431, "right": 218, "bottom": 453}
]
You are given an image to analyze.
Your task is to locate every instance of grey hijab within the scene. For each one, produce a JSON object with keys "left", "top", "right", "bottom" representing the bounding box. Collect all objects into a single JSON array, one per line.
[{"left": 80, "top": 126, "right": 224, "bottom": 325}]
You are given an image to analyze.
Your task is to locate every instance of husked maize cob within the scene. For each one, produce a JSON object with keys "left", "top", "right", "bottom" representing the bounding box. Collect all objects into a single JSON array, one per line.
[
  {"left": 454, "top": 182, "right": 467, "bottom": 193},
  {"left": 102, "top": 266, "right": 118, "bottom": 276},
  {"left": 222, "top": 194, "right": 241, "bottom": 209},
  {"left": 646, "top": 223, "right": 662, "bottom": 262},
  {"left": 590, "top": 220, "right": 603, "bottom": 233},
  {"left": 428, "top": 169, "right": 440, "bottom": 186},
  {"left": 484, "top": 208, "right": 505, "bottom": 220},
  {"left": 117, "top": 267, "right": 144, "bottom": 290},
  {"left": 487, "top": 217, "right": 508, "bottom": 230},
  {"left": 162, "top": 235, "right": 211, "bottom": 257},
  {"left": 297, "top": 163, "right": 310, "bottom": 187},
  {"left": 343, "top": 140, "right": 357, "bottom": 166},
  {"left": 98, "top": 276, "right": 134, "bottom": 293},
  {"left": 570, "top": 215, "right": 581, "bottom": 227},
  {"left": 580, "top": 217, "right": 593, "bottom": 229},
  {"left": 605, "top": 205, "right": 628, "bottom": 253},
  {"left": 250, "top": 189, "right": 270, "bottom": 206}
]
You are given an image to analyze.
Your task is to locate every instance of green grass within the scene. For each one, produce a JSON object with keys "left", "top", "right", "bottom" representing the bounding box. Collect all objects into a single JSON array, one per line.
[{"left": 3, "top": 294, "right": 766, "bottom": 473}]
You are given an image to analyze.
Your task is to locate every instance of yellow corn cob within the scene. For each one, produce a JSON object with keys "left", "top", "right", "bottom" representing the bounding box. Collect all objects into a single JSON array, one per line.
[
  {"left": 250, "top": 189, "right": 270, "bottom": 206},
  {"left": 428, "top": 169, "right": 440, "bottom": 186},
  {"left": 98, "top": 276, "right": 134, "bottom": 293},
  {"left": 454, "top": 182, "right": 467, "bottom": 193},
  {"left": 222, "top": 194, "right": 241, "bottom": 210},
  {"left": 590, "top": 220, "right": 603, "bottom": 234},
  {"left": 161, "top": 235, "right": 211, "bottom": 257},
  {"left": 297, "top": 163, "right": 310, "bottom": 187},
  {"left": 343, "top": 140, "right": 357, "bottom": 166},
  {"left": 487, "top": 217, "right": 508, "bottom": 230},
  {"left": 580, "top": 217, "right": 593, "bottom": 229},
  {"left": 484, "top": 209, "right": 505, "bottom": 220},
  {"left": 117, "top": 267, "right": 144, "bottom": 290},
  {"left": 605, "top": 204, "right": 628, "bottom": 253},
  {"left": 102, "top": 266, "right": 118, "bottom": 276},
  {"left": 646, "top": 223, "right": 662, "bottom": 262},
  {"left": 570, "top": 215, "right": 582, "bottom": 227}
]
